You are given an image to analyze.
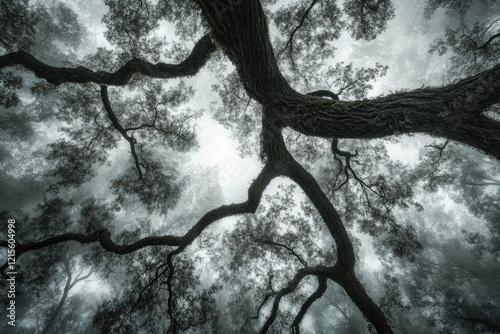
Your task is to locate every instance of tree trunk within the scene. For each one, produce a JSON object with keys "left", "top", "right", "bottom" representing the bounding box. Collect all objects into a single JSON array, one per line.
[{"left": 197, "top": 0, "right": 500, "bottom": 159}]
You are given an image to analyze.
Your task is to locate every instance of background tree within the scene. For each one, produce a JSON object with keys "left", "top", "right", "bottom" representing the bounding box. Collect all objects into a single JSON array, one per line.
[{"left": 1, "top": 0, "right": 499, "bottom": 333}]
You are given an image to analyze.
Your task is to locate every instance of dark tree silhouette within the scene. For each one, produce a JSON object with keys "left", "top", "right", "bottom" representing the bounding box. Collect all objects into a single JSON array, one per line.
[{"left": 1, "top": 0, "right": 499, "bottom": 333}]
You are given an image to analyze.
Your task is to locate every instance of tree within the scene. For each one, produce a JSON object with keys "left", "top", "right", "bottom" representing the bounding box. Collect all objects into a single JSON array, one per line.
[{"left": 1, "top": 0, "right": 499, "bottom": 333}]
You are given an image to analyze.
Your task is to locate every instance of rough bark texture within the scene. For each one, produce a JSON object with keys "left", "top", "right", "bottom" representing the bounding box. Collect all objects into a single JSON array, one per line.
[
  {"left": 196, "top": 0, "right": 500, "bottom": 159},
  {"left": 1, "top": 3, "right": 499, "bottom": 156}
]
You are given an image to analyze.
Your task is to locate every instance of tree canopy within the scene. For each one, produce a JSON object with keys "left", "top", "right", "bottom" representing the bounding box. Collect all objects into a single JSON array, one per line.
[{"left": 1, "top": 0, "right": 499, "bottom": 333}]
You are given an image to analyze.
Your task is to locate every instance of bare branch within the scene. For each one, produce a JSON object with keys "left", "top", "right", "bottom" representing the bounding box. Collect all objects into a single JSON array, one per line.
[
  {"left": 291, "top": 276, "right": 327, "bottom": 334},
  {"left": 101, "top": 85, "right": 145, "bottom": 180},
  {"left": 477, "top": 31, "right": 500, "bottom": 50},
  {"left": 276, "top": 0, "right": 320, "bottom": 62},
  {"left": 0, "top": 34, "right": 216, "bottom": 86},
  {"left": 252, "top": 235, "right": 309, "bottom": 268},
  {"left": 0, "top": 162, "right": 277, "bottom": 268},
  {"left": 426, "top": 139, "right": 450, "bottom": 157},
  {"left": 259, "top": 269, "right": 307, "bottom": 333}
]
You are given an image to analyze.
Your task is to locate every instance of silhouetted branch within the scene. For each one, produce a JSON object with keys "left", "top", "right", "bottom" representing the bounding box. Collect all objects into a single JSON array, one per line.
[
  {"left": 331, "top": 138, "right": 357, "bottom": 159},
  {"left": 166, "top": 251, "right": 180, "bottom": 333},
  {"left": 101, "top": 85, "right": 145, "bottom": 179},
  {"left": 120, "top": 261, "right": 170, "bottom": 329},
  {"left": 426, "top": 139, "right": 450, "bottom": 157},
  {"left": 0, "top": 34, "right": 216, "bottom": 86},
  {"left": 331, "top": 139, "right": 356, "bottom": 192},
  {"left": 258, "top": 266, "right": 332, "bottom": 333},
  {"left": 276, "top": 0, "right": 320, "bottom": 63},
  {"left": 336, "top": 74, "right": 372, "bottom": 96},
  {"left": 254, "top": 291, "right": 277, "bottom": 320},
  {"left": 259, "top": 269, "right": 308, "bottom": 333},
  {"left": 330, "top": 139, "right": 388, "bottom": 205},
  {"left": 0, "top": 162, "right": 277, "bottom": 266},
  {"left": 258, "top": 113, "right": 393, "bottom": 332},
  {"left": 291, "top": 276, "right": 327, "bottom": 334},
  {"left": 251, "top": 235, "right": 309, "bottom": 267},
  {"left": 477, "top": 32, "right": 500, "bottom": 50}
]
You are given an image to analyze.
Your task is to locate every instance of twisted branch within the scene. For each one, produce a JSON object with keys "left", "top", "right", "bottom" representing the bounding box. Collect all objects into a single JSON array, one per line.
[
  {"left": 0, "top": 34, "right": 216, "bottom": 86},
  {"left": 0, "top": 163, "right": 277, "bottom": 268}
]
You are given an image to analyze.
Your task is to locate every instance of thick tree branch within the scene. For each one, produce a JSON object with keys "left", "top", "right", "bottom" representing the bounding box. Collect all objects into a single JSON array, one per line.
[
  {"left": 280, "top": 140, "right": 391, "bottom": 334},
  {"left": 0, "top": 34, "right": 216, "bottom": 86},
  {"left": 262, "top": 122, "right": 355, "bottom": 268},
  {"left": 259, "top": 270, "right": 308, "bottom": 334},
  {"left": 285, "top": 148, "right": 391, "bottom": 333},
  {"left": 291, "top": 276, "right": 327, "bottom": 334},
  {"left": 258, "top": 266, "right": 332, "bottom": 333},
  {"left": 330, "top": 270, "right": 392, "bottom": 334},
  {"left": 307, "top": 89, "right": 339, "bottom": 100},
  {"left": 197, "top": 0, "right": 500, "bottom": 159},
  {"left": 283, "top": 66, "right": 500, "bottom": 160},
  {"left": 0, "top": 163, "right": 277, "bottom": 260},
  {"left": 259, "top": 112, "right": 392, "bottom": 333},
  {"left": 254, "top": 291, "right": 276, "bottom": 319}
]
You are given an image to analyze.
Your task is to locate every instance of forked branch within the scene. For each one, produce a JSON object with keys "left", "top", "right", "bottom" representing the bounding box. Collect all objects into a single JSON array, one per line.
[
  {"left": 0, "top": 163, "right": 277, "bottom": 266},
  {"left": 276, "top": 0, "right": 320, "bottom": 63},
  {"left": 100, "top": 85, "right": 145, "bottom": 180},
  {"left": 291, "top": 276, "right": 327, "bottom": 334}
]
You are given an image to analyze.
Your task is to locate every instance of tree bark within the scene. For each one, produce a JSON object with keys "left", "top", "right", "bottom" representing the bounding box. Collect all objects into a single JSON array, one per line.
[
  {"left": 196, "top": 0, "right": 500, "bottom": 159},
  {"left": 3, "top": 2, "right": 499, "bottom": 157},
  {"left": 260, "top": 112, "right": 393, "bottom": 333}
]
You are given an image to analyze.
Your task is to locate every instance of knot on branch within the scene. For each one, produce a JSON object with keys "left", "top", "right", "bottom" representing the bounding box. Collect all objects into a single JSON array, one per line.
[{"left": 331, "top": 139, "right": 357, "bottom": 158}]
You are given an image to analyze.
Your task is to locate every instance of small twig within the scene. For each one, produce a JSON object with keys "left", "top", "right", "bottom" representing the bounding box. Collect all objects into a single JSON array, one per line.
[
  {"left": 425, "top": 139, "right": 450, "bottom": 158},
  {"left": 276, "top": 0, "right": 320, "bottom": 65},
  {"left": 252, "top": 234, "right": 309, "bottom": 268},
  {"left": 100, "top": 85, "right": 145, "bottom": 180}
]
